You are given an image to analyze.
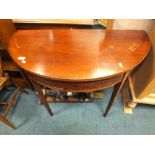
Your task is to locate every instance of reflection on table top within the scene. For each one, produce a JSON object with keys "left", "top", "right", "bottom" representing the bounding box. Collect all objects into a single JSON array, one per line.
[{"left": 8, "top": 29, "right": 150, "bottom": 81}]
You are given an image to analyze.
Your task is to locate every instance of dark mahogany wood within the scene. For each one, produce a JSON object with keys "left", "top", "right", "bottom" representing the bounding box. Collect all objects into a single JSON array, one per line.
[
  {"left": 8, "top": 29, "right": 150, "bottom": 82},
  {"left": 8, "top": 29, "right": 151, "bottom": 117},
  {"left": 0, "top": 19, "right": 16, "bottom": 49},
  {"left": 28, "top": 72, "right": 123, "bottom": 92}
]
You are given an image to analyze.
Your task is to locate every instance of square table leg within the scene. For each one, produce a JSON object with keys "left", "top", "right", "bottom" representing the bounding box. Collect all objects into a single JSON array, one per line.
[
  {"left": 32, "top": 81, "right": 53, "bottom": 116},
  {"left": 103, "top": 71, "right": 130, "bottom": 117}
]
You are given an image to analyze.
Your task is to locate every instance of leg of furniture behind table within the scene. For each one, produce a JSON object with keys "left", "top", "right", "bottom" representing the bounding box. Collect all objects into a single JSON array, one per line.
[{"left": 0, "top": 115, "right": 16, "bottom": 129}]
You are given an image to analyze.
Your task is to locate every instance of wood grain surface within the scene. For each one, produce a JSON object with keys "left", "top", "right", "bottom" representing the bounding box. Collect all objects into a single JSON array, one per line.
[{"left": 8, "top": 29, "right": 150, "bottom": 82}]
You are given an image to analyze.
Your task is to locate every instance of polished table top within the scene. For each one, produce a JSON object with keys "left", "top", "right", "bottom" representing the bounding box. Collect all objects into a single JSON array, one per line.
[{"left": 8, "top": 29, "right": 150, "bottom": 82}]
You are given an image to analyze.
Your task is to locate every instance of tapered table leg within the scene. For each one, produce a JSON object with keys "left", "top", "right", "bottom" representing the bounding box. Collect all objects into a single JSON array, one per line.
[
  {"left": 32, "top": 81, "right": 53, "bottom": 116},
  {"left": 0, "top": 115, "right": 16, "bottom": 129},
  {"left": 19, "top": 69, "right": 35, "bottom": 90},
  {"left": 103, "top": 71, "right": 130, "bottom": 117}
]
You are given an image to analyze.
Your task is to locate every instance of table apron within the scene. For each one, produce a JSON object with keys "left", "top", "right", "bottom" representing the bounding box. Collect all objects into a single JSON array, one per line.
[{"left": 28, "top": 73, "right": 123, "bottom": 92}]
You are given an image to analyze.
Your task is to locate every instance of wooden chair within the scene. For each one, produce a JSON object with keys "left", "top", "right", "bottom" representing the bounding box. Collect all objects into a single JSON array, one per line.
[
  {"left": 0, "top": 55, "right": 29, "bottom": 129},
  {"left": 0, "top": 55, "right": 18, "bottom": 129}
]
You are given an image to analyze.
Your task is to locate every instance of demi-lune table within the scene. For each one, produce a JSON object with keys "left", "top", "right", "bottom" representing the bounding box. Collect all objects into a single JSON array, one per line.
[{"left": 8, "top": 29, "right": 150, "bottom": 117}]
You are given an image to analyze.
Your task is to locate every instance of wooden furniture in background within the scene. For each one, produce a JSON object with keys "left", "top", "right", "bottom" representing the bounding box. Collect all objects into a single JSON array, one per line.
[
  {"left": 0, "top": 53, "right": 29, "bottom": 129},
  {"left": 0, "top": 19, "right": 23, "bottom": 82},
  {"left": 98, "top": 19, "right": 114, "bottom": 29},
  {"left": 123, "top": 24, "right": 155, "bottom": 113},
  {"left": 0, "top": 55, "right": 19, "bottom": 129},
  {"left": 8, "top": 29, "right": 150, "bottom": 117},
  {"left": 12, "top": 19, "right": 114, "bottom": 28},
  {"left": 12, "top": 19, "right": 113, "bottom": 30},
  {"left": 13, "top": 19, "right": 95, "bottom": 25},
  {"left": 13, "top": 19, "right": 103, "bottom": 30},
  {"left": 0, "top": 19, "right": 34, "bottom": 89}
]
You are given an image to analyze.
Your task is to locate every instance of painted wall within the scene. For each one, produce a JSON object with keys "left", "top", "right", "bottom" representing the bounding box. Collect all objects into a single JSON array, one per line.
[{"left": 113, "top": 19, "right": 155, "bottom": 35}]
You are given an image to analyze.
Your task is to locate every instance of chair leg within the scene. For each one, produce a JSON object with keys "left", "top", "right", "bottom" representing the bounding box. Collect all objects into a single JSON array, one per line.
[
  {"left": 3, "top": 87, "right": 20, "bottom": 117},
  {"left": 103, "top": 71, "right": 130, "bottom": 117},
  {"left": 32, "top": 81, "right": 53, "bottom": 116},
  {"left": 0, "top": 115, "right": 16, "bottom": 129}
]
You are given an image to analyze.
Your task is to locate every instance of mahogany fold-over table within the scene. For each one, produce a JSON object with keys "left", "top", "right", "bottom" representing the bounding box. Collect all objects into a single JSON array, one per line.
[{"left": 8, "top": 29, "right": 150, "bottom": 117}]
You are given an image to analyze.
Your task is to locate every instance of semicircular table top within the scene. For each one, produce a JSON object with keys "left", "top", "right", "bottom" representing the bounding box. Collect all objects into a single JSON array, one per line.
[{"left": 8, "top": 29, "right": 151, "bottom": 82}]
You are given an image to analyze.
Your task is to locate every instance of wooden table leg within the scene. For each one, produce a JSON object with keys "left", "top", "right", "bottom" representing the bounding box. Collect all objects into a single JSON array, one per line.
[
  {"left": 19, "top": 69, "right": 35, "bottom": 90},
  {"left": 103, "top": 71, "right": 130, "bottom": 117},
  {"left": 32, "top": 81, "right": 53, "bottom": 116},
  {"left": 0, "top": 115, "right": 16, "bottom": 129}
]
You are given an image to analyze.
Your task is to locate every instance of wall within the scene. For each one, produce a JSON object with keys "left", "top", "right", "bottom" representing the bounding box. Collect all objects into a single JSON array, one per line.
[{"left": 113, "top": 19, "right": 155, "bottom": 35}]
